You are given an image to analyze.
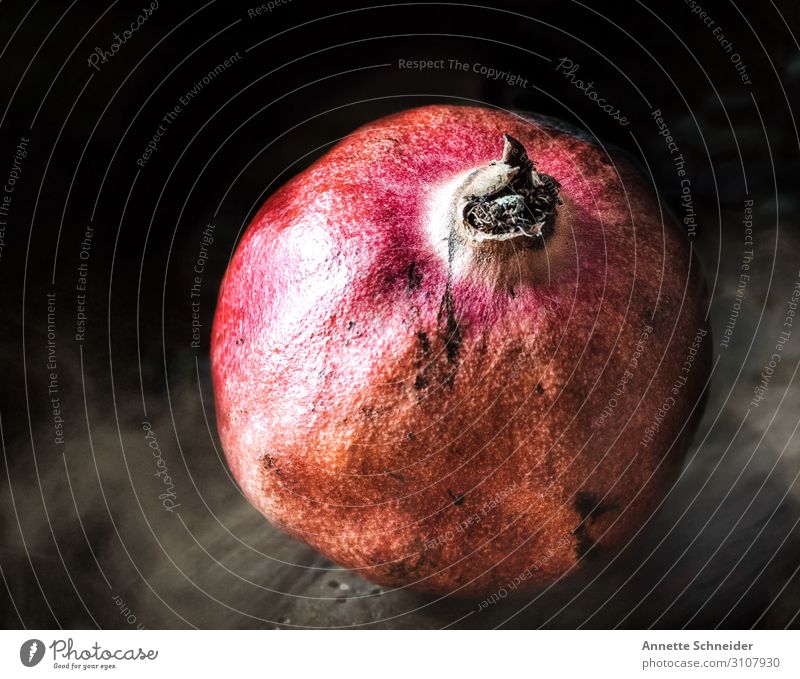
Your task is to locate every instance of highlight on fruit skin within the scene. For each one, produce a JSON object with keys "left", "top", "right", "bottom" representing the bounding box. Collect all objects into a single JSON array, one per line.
[{"left": 211, "top": 104, "right": 711, "bottom": 599}]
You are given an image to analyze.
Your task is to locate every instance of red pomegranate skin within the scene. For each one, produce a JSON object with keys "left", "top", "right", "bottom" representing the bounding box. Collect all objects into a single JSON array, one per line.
[{"left": 211, "top": 105, "right": 710, "bottom": 598}]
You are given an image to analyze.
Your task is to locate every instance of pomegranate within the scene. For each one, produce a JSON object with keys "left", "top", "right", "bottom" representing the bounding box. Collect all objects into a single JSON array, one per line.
[{"left": 211, "top": 105, "right": 710, "bottom": 598}]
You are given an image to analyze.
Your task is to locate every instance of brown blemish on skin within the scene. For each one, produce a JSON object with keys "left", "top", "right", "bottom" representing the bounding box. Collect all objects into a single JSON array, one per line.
[
  {"left": 385, "top": 561, "right": 408, "bottom": 580},
  {"left": 360, "top": 405, "right": 380, "bottom": 418},
  {"left": 571, "top": 491, "right": 617, "bottom": 560},
  {"left": 385, "top": 551, "right": 429, "bottom": 582},
  {"left": 407, "top": 261, "right": 422, "bottom": 290},
  {"left": 438, "top": 231, "right": 463, "bottom": 375},
  {"left": 447, "top": 488, "right": 465, "bottom": 506},
  {"left": 574, "top": 490, "right": 617, "bottom": 523},
  {"left": 417, "top": 330, "right": 431, "bottom": 355},
  {"left": 442, "top": 297, "right": 462, "bottom": 365},
  {"left": 412, "top": 331, "right": 433, "bottom": 392},
  {"left": 574, "top": 531, "right": 598, "bottom": 559},
  {"left": 345, "top": 320, "right": 364, "bottom": 346}
]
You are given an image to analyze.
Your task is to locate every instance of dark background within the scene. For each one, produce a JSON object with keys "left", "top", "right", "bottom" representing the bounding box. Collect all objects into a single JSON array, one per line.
[{"left": 0, "top": 0, "right": 799, "bottom": 628}]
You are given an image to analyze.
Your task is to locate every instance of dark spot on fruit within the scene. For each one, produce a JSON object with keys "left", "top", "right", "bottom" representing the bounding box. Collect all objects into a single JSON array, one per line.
[
  {"left": 438, "top": 233, "right": 463, "bottom": 383},
  {"left": 574, "top": 531, "right": 599, "bottom": 559},
  {"left": 448, "top": 488, "right": 465, "bottom": 506},
  {"left": 406, "top": 431, "right": 415, "bottom": 440},
  {"left": 440, "top": 356, "right": 460, "bottom": 388},
  {"left": 328, "top": 580, "right": 339, "bottom": 588},
  {"left": 388, "top": 470, "right": 405, "bottom": 481},
  {"left": 385, "top": 561, "right": 408, "bottom": 579},
  {"left": 574, "top": 491, "right": 597, "bottom": 521},
  {"left": 385, "top": 552, "right": 428, "bottom": 581},
  {"left": 572, "top": 491, "right": 615, "bottom": 560},
  {"left": 344, "top": 320, "right": 364, "bottom": 345},
  {"left": 417, "top": 330, "right": 431, "bottom": 355},
  {"left": 443, "top": 311, "right": 462, "bottom": 364},
  {"left": 407, "top": 261, "right": 422, "bottom": 290},
  {"left": 235, "top": 337, "right": 245, "bottom": 346},
  {"left": 535, "top": 383, "right": 544, "bottom": 394},
  {"left": 574, "top": 490, "right": 616, "bottom": 523},
  {"left": 261, "top": 454, "right": 276, "bottom": 469},
  {"left": 413, "top": 374, "right": 428, "bottom": 390},
  {"left": 509, "top": 285, "right": 516, "bottom": 298}
]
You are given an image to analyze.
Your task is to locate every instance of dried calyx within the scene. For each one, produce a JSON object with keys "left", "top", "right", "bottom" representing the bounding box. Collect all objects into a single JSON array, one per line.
[{"left": 458, "top": 134, "right": 561, "bottom": 244}]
